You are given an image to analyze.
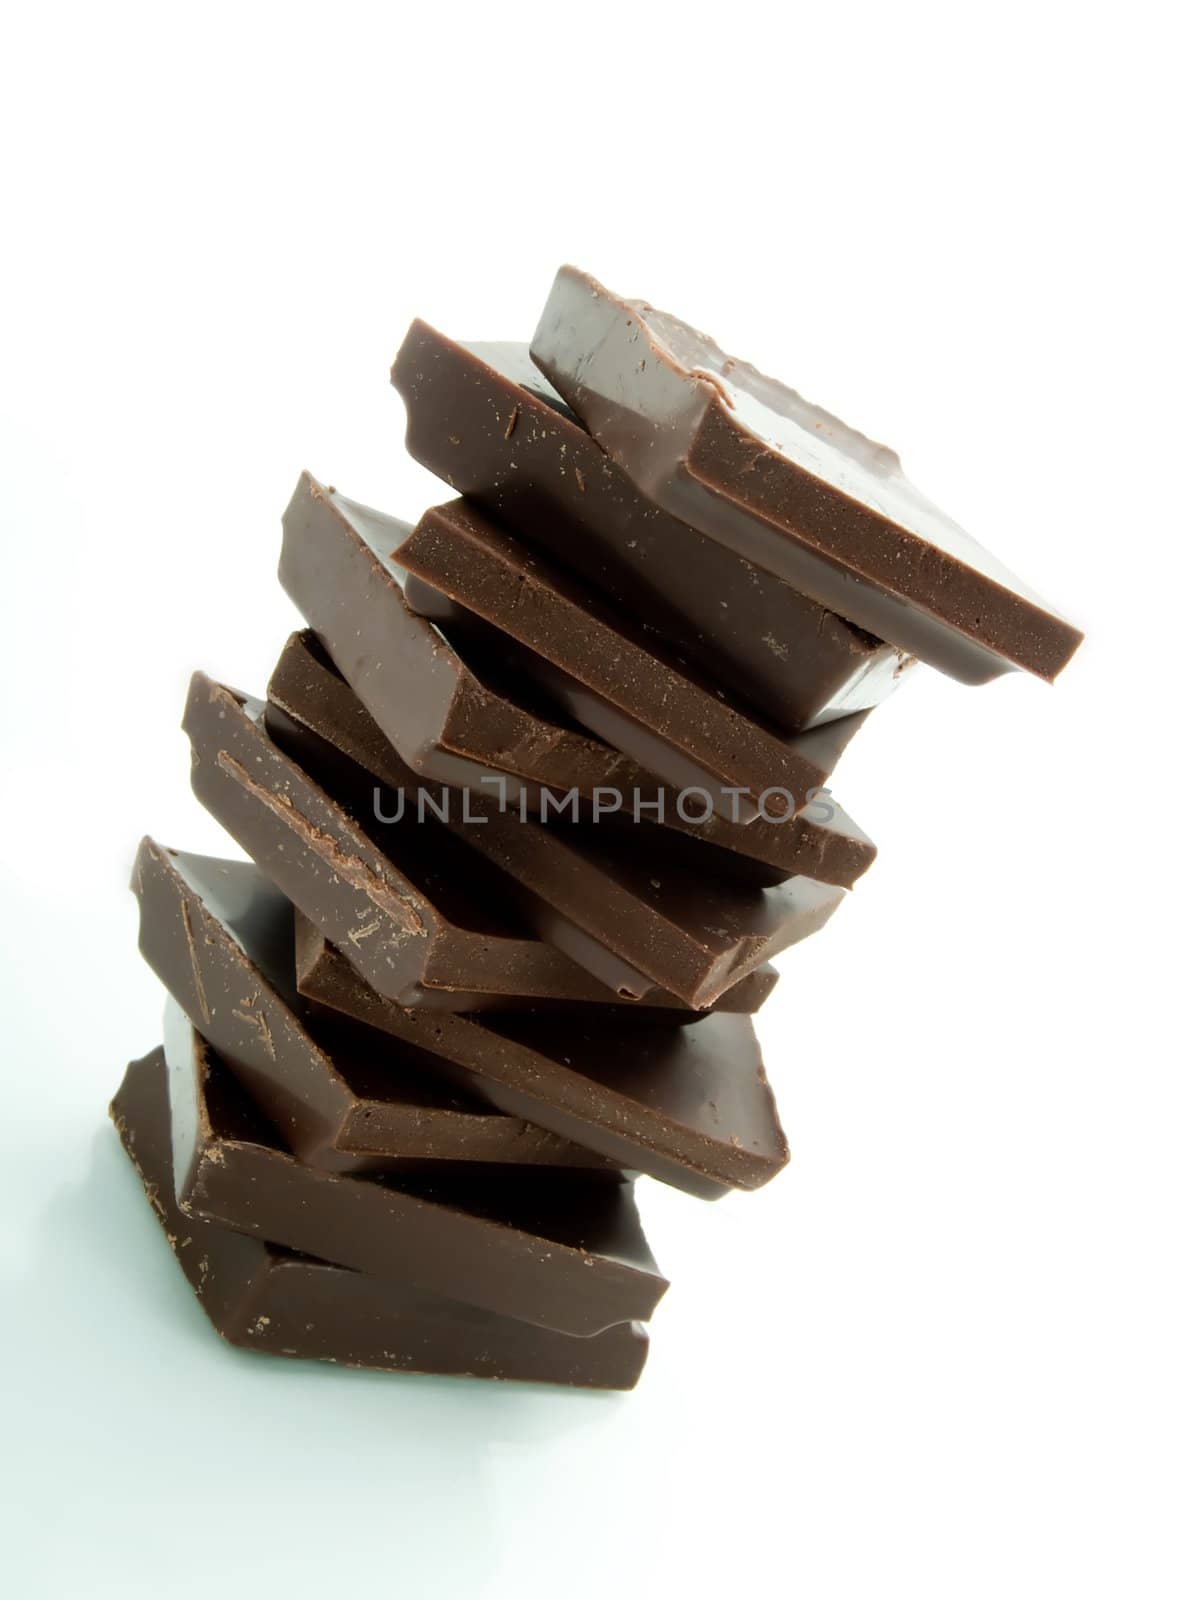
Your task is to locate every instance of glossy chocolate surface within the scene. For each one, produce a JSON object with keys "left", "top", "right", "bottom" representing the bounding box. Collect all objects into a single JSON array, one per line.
[
  {"left": 277, "top": 477, "right": 876, "bottom": 879},
  {"left": 132, "top": 837, "right": 609, "bottom": 1174},
  {"left": 392, "top": 320, "right": 909, "bottom": 730},
  {"left": 295, "top": 916, "right": 789, "bottom": 1200},
  {"left": 531, "top": 265, "right": 1083, "bottom": 685},
  {"left": 266, "top": 630, "right": 840, "bottom": 1009},
  {"left": 111, "top": 1050, "right": 649, "bottom": 1387},
  {"left": 185, "top": 672, "right": 749, "bottom": 1009},
  {"left": 292, "top": 911, "right": 776, "bottom": 1025},
  {"left": 133, "top": 838, "right": 787, "bottom": 1198},
  {"left": 164, "top": 1002, "right": 666, "bottom": 1336},
  {"left": 393, "top": 496, "right": 869, "bottom": 823}
]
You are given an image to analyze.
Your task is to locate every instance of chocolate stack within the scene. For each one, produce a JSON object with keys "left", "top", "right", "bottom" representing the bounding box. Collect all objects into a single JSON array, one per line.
[{"left": 112, "top": 267, "right": 1083, "bottom": 1388}]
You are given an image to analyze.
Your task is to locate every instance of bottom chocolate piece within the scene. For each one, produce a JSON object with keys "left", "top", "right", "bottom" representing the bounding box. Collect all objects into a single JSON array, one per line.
[
  {"left": 110, "top": 1049, "right": 650, "bottom": 1388},
  {"left": 165, "top": 1000, "right": 667, "bottom": 1337}
]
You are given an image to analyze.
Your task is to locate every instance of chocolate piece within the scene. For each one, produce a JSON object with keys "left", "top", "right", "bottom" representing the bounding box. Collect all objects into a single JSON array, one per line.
[
  {"left": 132, "top": 837, "right": 609, "bottom": 1174},
  {"left": 294, "top": 911, "right": 776, "bottom": 1022},
  {"left": 111, "top": 1049, "right": 648, "bottom": 1387},
  {"left": 277, "top": 476, "right": 876, "bottom": 882},
  {"left": 134, "top": 839, "right": 786, "bottom": 1197},
  {"left": 164, "top": 1002, "right": 666, "bottom": 1336},
  {"left": 295, "top": 920, "right": 789, "bottom": 1199},
  {"left": 392, "top": 321, "right": 909, "bottom": 731},
  {"left": 186, "top": 672, "right": 763, "bottom": 1009},
  {"left": 400, "top": 568, "right": 867, "bottom": 832},
  {"left": 394, "top": 498, "right": 868, "bottom": 822},
  {"left": 265, "top": 632, "right": 841, "bottom": 1008},
  {"left": 531, "top": 265, "right": 1084, "bottom": 685}
]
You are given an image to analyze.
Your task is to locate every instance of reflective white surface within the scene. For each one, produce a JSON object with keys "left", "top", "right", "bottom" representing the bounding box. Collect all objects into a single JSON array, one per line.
[{"left": 2, "top": 4, "right": 1196, "bottom": 1596}]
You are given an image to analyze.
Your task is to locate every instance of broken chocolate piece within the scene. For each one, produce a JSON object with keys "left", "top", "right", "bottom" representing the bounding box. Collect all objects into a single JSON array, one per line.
[
  {"left": 164, "top": 1002, "right": 667, "bottom": 1336},
  {"left": 264, "top": 633, "right": 841, "bottom": 1009},
  {"left": 531, "top": 265, "right": 1083, "bottom": 684},
  {"left": 111, "top": 1049, "right": 649, "bottom": 1387},
  {"left": 270, "top": 617, "right": 876, "bottom": 889},
  {"left": 186, "top": 672, "right": 769, "bottom": 1010},
  {"left": 399, "top": 567, "right": 867, "bottom": 835},
  {"left": 292, "top": 911, "right": 776, "bottom": 1023},
  {"left": 132, "top": 837, "right": 609, "bottom": 1174},
  {"left": 277, "top": 473, "right": 866, "bottom": 824},
  {"left": 134, "top": 839, "right": 787, "bottom": 1198},
  {"left": 392, "top": 321, "right": 909, "bottom": 730},
  {"left": 393, "top": 497, "right": 868, "bottom": 822},
  {"left": 277, "top": 477, "right": 878, "bottom": 881},
  {"left": 295, "top": 919, "right": 789, "bottom": 1199}
]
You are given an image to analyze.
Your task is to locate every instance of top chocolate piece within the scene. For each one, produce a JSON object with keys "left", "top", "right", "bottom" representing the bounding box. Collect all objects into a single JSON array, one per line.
[
  {"left": 392, "top": 321, "right": 910, "bottom": 732},
  {"left": 531, "top": 266, "right": 1084, "bottom": 684}
]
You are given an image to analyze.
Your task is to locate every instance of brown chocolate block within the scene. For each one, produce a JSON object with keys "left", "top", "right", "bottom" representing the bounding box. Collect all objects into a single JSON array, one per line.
[
  {"left": 265, "top": 632, "right": 841, "bottom": 1009},
  {"left": 391, "top": 321, "right": 910, "bottom": 731},
  {"left": 293, "top": 913, "right": 775, "bottom": 1025},
  {"left": 276, "top": 479, "right": 876, "bottom": 882},
  {"left": 531, "top": 265, "right": 1083, "bottom": 685},
  {"left": 132, "top": 837, "right": 609, "bottom": 1175},
  {"left": 393, "top": 496, "right": 869, "bottom": 823},
  {"left": 164, "top": 1002, "right": 666, "bottom": 1336},
  {"left": 134, "top": 839, "right": 786, "bottom": 1198},
  {"left": 111, "top": 1049, "right": 649, "bottom": 1387},
  {"left": 185, "top": 672, "right": 765, "bottom": 1010},
  {"left": 294, "top": 920, "right": 789, "bottom": 1200}
]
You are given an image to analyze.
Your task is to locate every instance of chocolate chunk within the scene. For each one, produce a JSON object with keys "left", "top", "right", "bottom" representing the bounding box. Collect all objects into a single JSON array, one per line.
[
  {"left": 134, "top": 838, "right": 787, "bottom": 1197},
  {"left": 392, "top": 321, "right": 909, "bottom": 731},
  {"left": 295, "top": 919, "right": 789, "bottom": 1199},
  {"left": 264, "top": 631, "right": 842, "bottom": 1008},
  {"left": 388, "top": 497, "right": 868, "bottom": 823},
  {"left": 185, "top": 671, "right": 764, "bottom": 1009},
  {"left": 111, "top": 1049, "right": 649, "bottom": 1387},
  {"left": 292, "top": 913, "right": 777, "bottom": 1023},
  {"left": 399, "top": 565, "right": 867, "bottom": 828},
  {"left": 163, "top": 1002, "right": 666, "bottom": 1336},
  {"left": 531, "top": 265, "right": 1084, "bottom": 685},
  {"left": 277, "top": 474, "right": 876, "bottom": 882},
  {"left": 132, "top": 837, "right": 609, "bottom": 1174}
]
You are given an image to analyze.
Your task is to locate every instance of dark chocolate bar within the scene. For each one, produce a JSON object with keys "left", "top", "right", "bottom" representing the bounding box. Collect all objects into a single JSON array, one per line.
[
  {"left": 393, "top": 497, "right": 868, "bottom": 822},
  {"left": 264, "top": 632, "right": 842, "bottom": 1009},
  {"left": 392, "top": 321, "right": 910, "bottom": 730},
  {"left": 133, "top": 837, "right": 609, "bottom": 1174},
  {"left": 294, "top": 916, "right": 788, "bottom": 1199},
  {"left": 185, "top": 672, "right": 772, "bottom": 1010},
  {"left": 399, "top": 568, "right": 866, "bottom": 838},
  {"left": 293, "top": 909, "right": 774, "bottom": 1023},
  {"left": 111, "top": 1049, "right": 649, "bottom": 1387},
  {"left": 135, "top": 839, "right": 788, "bottom": 1197},
  {"left": 531, "top": 265, "right": 1084, "bottom": 685},
  {"left": 164, "top": 1002, "right": 666, "bottom": 1336},
  {"left": 276, "top": 477, "right": 876, "bottom": 882}
]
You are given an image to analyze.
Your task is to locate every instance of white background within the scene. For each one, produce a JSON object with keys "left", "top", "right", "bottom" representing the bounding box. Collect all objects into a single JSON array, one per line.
[{"left": 1, "top": 3, "right": 1196, "bottom": 1595}]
